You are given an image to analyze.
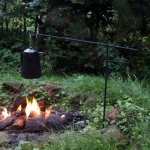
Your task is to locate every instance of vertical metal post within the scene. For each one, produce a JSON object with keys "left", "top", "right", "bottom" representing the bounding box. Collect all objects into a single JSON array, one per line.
[
  {"left": 129, "top": 48, "right": 132, "bottom": 63},
  {"left": 103, "top": 44, "right": 109, "bottom": 128}
]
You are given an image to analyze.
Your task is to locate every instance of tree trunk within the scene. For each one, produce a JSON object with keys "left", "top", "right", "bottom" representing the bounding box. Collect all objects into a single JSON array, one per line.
[
  {"left": 33, "top": 15, "right": 38, "bottom": 42},
  {"left": 35, "top": 15, "right": 38, "bottom": 34},
  {"left": 23, "top": 16, "right": 26, "bottom": 33},
  {"left": 5, "top": 18, "right": 8, "bottom": 32},
  {"left": 1, "top": 18, "right": 4, "bottom": 29},
  {"left": 3, "top": 0, "right": 8, "bottom": 32},
  {"left": 33, "top": 16, "right": 46, "bottom": 49}
]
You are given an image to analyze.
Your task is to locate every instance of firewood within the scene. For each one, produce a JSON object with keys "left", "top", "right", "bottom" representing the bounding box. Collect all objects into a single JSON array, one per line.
[
  {"left": 11, "top": 111, "right": 22, "bottom": 117},
  {"left": 38, "top": 100, "right": 47, "bottom": 111},
  {"left": 11, "top": 116, "right": 26, "bottom": 130},
  {"left": 29, "top": 111, "right": 44, "bottom": 117},
  {"left": 45, "top": 115, "right": 66, "bottom": 131},
  {"left": 40, "top": 111, "right": 45, "bottom": 116},
  {"left": 0, "top": 114, "right": 3, "bottom": 120},
  {"left": 25, "top": 116, "right": 45, "bottom": 132},
  {"left": 0, "top": 116, "right": 14, "bottom": 130},
  {"left": 12, "top": 96, "right": 26, "bottom": 111}
]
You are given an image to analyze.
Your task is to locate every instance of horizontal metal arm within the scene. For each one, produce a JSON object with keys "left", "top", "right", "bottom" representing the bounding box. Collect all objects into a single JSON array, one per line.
[{"left": 31, "top": 33, "right": 138, "bottom": 51}]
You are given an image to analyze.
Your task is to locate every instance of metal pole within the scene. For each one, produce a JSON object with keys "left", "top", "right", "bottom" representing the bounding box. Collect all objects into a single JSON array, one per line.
[
  {"left": 31, "top": 33, "right": 138, "bottom": 51},
  {"left": 103, "top": 44, "right": 109, "bottom": 128},
  {"left": 29, "top": 33, "right": 138, "bottom": 128}
]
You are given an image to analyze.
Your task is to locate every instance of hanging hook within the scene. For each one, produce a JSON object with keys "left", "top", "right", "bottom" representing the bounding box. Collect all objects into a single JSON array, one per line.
[
  {"left": 27, "top": 30, "right": 34, "bottom": 59},
  {"left": 27, "top": 30, "right": 34, "bottom": 48}
]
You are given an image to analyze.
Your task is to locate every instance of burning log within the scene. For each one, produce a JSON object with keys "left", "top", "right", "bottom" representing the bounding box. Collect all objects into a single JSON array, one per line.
[
  {"left": 38, "top": 100, "right": 47, "bottom": 111},
  {"left": 0, "top": 116, "right": 14, "bottom": 130},
  {"left": 0, "top": 110, "right": 88, "bottom": 132},
  {"left": 0, "top": 95, "right": 88, "bottom": 132},
  {"left": 29, "top": 111, "right": 45, "bottom": 117},
  {"left": 0, "top": 108, "right": 14, "bottom": 130},
  {"left": 45, "top": 115, "right": 66, "bottom": 131},
  {"left": 0, "top": 121, "right": 11, "bottom": 130},
  {"left": 12, "top": 96, "right": 26, "bottom": 111},
  {"left": 11, "top": 111, "right": 22, "bottom": 117},
  {"left": 25, "top": 116, "right": 45, "bottom": 132},
  {"left": 24, "top": 113, "right": 71, "bottom": 131},
  {"left": 44, "top": 112, "right": 74, "bottom": 131},
  {"left": 12, "top": 96, "right": 48, "bottom": 112},
  {"left": 11, "top": 116, "right": 26, "bottom": 130}
]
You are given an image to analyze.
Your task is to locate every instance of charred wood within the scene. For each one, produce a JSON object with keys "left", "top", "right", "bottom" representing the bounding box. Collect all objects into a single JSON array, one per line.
[
  {"left": 38, "top": 100, "right": 47, "bottom": 111},
  {"left": 11, "top": 116, "right": 26, "bottom": 130},
  {"left": 12, "top": 96, "right": 26, "bottom": 112},
  {"left": 25, "top": 116, "right": 45, "bottom": 132},
  {"left": 0, "top": 116, "right": 14, "bottom": 130},
  {"left": 11, "top": 111, "right": 22, "bottom": 117},
  {"left": 45, "top": 115, "right": 66, "bottom": 131}
]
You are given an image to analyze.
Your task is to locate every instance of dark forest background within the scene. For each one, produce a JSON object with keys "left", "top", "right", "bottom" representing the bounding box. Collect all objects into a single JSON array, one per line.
[{"left": 0, "top": 0, "right": 150, "bottom": 79}]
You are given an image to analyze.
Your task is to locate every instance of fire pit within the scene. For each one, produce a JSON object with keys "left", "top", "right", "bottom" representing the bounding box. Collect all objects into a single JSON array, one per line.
[{"left": 0, "top": 96, "right": 88, "bottom": 132}]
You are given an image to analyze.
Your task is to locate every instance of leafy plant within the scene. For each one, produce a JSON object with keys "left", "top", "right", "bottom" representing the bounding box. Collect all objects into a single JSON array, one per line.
[{"left": 0, "top": 48, "right": 20, "bottom": 73}]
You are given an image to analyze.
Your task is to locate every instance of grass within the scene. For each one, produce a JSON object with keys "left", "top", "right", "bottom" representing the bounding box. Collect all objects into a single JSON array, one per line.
[
  {"left": 0, "top": 72, "right": 150, "bottom": 149},
  {"left": 0, "top": 72, "right": 149, "bottom": 104},
  {"left": 11, "top": 131, "right": 119, "bottom": 150},
  {"left": 40, "top": 131, "right": 118, "bottom": 150}
]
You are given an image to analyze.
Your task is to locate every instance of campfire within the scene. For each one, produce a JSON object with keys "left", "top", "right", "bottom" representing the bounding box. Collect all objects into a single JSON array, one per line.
[{"left": 0, "top": 96, "right": 88, "bottom": 132}]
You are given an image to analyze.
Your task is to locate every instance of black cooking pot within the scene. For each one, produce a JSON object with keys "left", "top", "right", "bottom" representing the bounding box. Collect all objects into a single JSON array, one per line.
[{"left": 21, "top": 47, "right": 42, "bottom": 79}]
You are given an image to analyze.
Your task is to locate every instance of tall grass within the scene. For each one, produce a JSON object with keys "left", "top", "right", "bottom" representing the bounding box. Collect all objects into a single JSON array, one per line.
[
  {"left": 33, "top": 131, "right": 118, "bottom": 150},
  {"left": 0, "top": 73, "right": 150, "bottom": 149},
  {"left": 0, "top": 72, "right": 150, "bottom": 108}
]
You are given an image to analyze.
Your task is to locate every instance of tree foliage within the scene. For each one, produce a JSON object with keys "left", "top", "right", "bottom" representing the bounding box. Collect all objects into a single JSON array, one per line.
[{"left": 0, "top": 0, "right": 150, "bottom": 77}]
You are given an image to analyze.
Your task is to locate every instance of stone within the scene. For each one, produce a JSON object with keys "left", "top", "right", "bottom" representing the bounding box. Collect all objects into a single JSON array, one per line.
[
  {"left": 107, "top": 107, "right": 121, "bottom": 121},
  {"left": 27, "top": 133, "right": 41, "bottom": 142},
  {"left": 42, "top": 83, "right": 61, "bottom": 92},
  {"left": 0, "top": 131, "right": 13, "bottom": 143},
  {"left": 10, "top": 93, "right": 20, "bottom": 99},
  {"left": 103, "top": 125, "right": 128, "bottom": 144},
  {"left": 41, "top": 83, "right": 61, "bottom": 98},
  {"left": 16, "top": 133, "right": 29, "bottom": 141},
  {"left": 2, "top": 82, "right": 23, "bottom": 91},
  {"left": 47, "top": 88, "right": 61, "bottom": 97},
  {"left": 28, "top": 90, "right": 37, "bottom": 96}
]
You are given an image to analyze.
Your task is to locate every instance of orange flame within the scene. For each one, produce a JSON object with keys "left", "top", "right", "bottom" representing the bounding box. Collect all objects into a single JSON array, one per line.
[
  {"left": 45, "top": 106, "right": 52, "bottom": 120},
  {"left": 1, "top": 108, "right": 11, "bottom": 121},
  {"left": 17, "top": 105, "right": 22, "bottom": 112},
  {"left": 25, "top": 97, "right": 40, "bottom": 118}
]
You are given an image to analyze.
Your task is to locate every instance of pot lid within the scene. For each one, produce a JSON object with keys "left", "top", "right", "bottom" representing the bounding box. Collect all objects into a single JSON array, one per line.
[{"left": 24, "top": 47, "right": 38, "bottom": 53}]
